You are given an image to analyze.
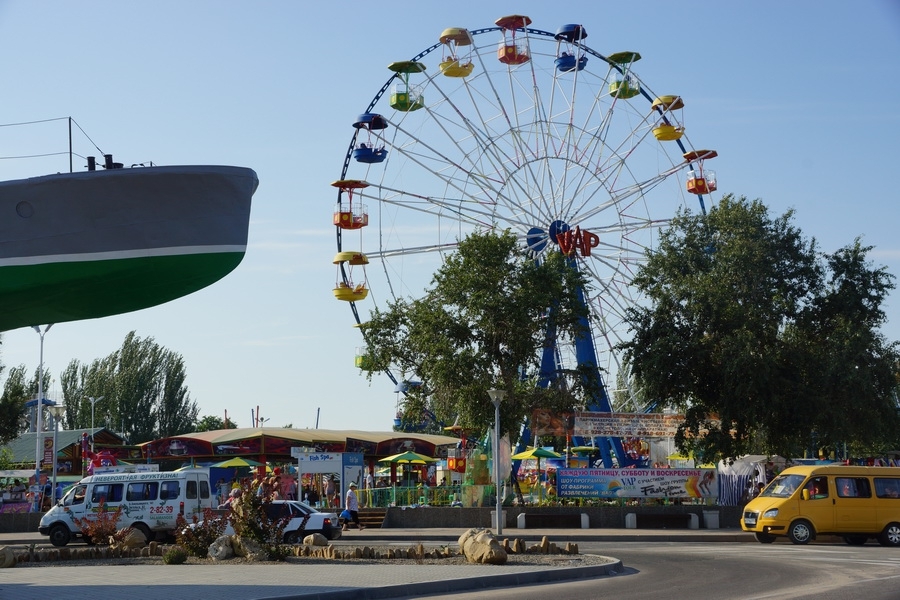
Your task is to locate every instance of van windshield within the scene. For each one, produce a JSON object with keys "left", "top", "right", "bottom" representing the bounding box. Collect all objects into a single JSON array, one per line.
[{"left": 760, "top": 474, "right": 805, "bottom": 498}]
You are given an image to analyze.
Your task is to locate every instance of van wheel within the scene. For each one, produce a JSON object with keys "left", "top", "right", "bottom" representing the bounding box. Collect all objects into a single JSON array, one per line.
[
  {"left": 844, "top": 535, "right": 868, "bottom": 545},
  {"left": 132, "top": 523, "right": 152, "bottom": 545},
  {"left": 878, "top": 523, "right": 900, "bottom": 547},
  {"left": 755, "top": 532, "right": 776, "bottom": 544},
  {"left": 48, "top": 524, "right": 71, "bottom": 547},
  {"left": 788, "top": 519, "right": 813, "bottom": 545},
  {"left": 283, "top": 530, "right": 301, "bottom": 544}
]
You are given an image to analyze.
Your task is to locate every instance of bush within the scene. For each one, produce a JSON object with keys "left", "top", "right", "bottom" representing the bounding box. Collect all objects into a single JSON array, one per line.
[
  {"left": 229, "top": 481, "right": 290, "bottom": 561},
  {"left": 175, "top": 509, "right": 228, "bottom": 558},
  {"left": 69, "top": 497, "right": 124, "bottom": 545},
  {"left": 163, "top": 546, "right": 188, "bottom": 565}
]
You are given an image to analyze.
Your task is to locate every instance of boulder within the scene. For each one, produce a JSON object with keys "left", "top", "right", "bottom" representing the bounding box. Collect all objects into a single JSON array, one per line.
[
  {"left": 232, "top": 535, "right": 267, "bottom": 561},
  {"left": 118, "top": 528, "right": 147, "bottom": 550},
  {"left": 302, "top": 533, "right": 328, "bottom": 546},
  {"left": 208, "top": 535, "right": 235, "bottom": 560},
  {"left": 457, "top": 527, "right": 507, "bottom": 565},
  {"left": 0, "top": 546, "right": 16, "bottom": 569}
]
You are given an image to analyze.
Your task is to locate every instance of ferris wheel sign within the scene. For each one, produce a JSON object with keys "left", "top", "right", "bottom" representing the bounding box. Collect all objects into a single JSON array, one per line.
[{"left": 574, "top": 411, "right": 684, "bottom": 438}]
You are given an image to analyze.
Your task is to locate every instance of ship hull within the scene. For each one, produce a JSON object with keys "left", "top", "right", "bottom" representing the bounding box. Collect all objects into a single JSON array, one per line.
[{"left": 0, "top": 165, "right": 258, "bottom": 331}]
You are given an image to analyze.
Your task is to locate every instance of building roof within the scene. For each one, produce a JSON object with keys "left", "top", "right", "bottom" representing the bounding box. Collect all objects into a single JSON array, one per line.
[
  {"left": 2, "top": 428, "right": 125, "bottom": 465},
  {"left": 143, "top": 427, "right": 461, "bottom": 461}
]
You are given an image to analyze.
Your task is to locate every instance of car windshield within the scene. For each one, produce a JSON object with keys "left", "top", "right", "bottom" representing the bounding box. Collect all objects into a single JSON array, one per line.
[
  {"left": 760, "top": 474, "right": 805, "bottom": 498},
  {"left": 292, "top": 500, "right": 316, "bottom": 514}
]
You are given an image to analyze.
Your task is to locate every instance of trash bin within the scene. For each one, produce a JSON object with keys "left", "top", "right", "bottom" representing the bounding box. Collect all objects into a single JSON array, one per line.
[{"left": 702, "top": 510, "right": 720, "bottom": 529}]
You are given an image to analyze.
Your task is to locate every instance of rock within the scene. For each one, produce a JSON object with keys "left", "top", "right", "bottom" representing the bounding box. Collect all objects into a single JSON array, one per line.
[
  {"left": 232, "top": 535, "right": 266, "bottom": 561},
  {"left": 0, "top": 546, "right": 16, "bottom": 568},
  {"left": 457, "top": 527, "right": 508, "bottom": 565},
  {"left": 118, "top": 528, "right": 147, "bottom": 550},
  {"left": 208, "top": 535, "right": 235, "bottom": 560},
  {"left": 302, "top": 533, "right": 328, "bottom": 546}
]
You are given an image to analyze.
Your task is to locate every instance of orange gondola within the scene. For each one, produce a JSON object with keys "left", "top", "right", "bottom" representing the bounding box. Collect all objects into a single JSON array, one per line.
[
  {"left": 683, "top": 150, "right": 718, "bottom": 195},
  {"left": 496, "top": 15, "right": 531, "bottom": 65}
]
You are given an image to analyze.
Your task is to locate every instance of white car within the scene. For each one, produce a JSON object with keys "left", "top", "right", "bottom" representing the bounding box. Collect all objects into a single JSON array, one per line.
[{"left": 209, "top": 500, "right": 342, "bottom": 543}]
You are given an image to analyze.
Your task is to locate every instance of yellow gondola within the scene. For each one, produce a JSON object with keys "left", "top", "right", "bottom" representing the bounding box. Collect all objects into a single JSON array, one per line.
[
  {"left": 651, "top": 95, "right": 685, "bottom": 141},
  {"left": 333, "top": 251, "right": 369, "bottom": 302},
  {"left": 439, "top": 28, "right": 475, "bottom": 78}
]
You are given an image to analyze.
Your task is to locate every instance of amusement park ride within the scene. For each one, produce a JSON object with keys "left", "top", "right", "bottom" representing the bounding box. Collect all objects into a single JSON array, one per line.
[{"left": 331, "top": 16, "right": 718, "bottom": 469}]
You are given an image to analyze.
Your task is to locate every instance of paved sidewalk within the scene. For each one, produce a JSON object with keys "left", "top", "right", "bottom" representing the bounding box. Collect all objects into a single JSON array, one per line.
[{"left": 0, "top": 527, "right": 750, "bottom": 600}]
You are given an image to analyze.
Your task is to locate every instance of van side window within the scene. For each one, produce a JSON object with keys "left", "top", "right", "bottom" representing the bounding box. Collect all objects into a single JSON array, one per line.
[
  {"left": 71, "top": 485, "right": 87, "bottom": 505},
  {"left": 186, "top": 480, "right": 198, "bottom": 500},
  {"left": 836, "top": 477, "right": 871, "bottom": 498},
  {"left": 160, "top": 481, "right": 180, "bottom": 500},
  {"left": 806, "top": 476, "right": 829, "bottom": 499},
  {"left": 91, "top": 483, "right": 124, "bottom": 504},
  {"left": 875, "top": 478, "right": 900, "bottom": 498},
  {"left": 127, "top": 482, "right": 159, "bottom": 501}
]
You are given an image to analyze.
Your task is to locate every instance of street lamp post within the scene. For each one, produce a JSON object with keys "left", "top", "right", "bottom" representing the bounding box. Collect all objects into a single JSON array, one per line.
[
  {"left": 488, "top": 388, "right": 506, "bottom": 536},
  {"left": 88, "top": 396, "right": 104, "bottom": 452},
  {"left": 48, "top": 403, "right": 65, "bottom": 506},
  {"left": 32, "top": 324, "right": 53, "bottom": 512}
]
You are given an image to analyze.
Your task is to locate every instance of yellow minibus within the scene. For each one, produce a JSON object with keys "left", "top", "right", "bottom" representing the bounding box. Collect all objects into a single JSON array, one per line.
[{"left": 741, "top": 465, "right": 900, "bottom": 545}]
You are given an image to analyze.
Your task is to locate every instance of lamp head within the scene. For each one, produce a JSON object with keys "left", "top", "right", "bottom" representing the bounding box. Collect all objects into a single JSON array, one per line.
[{"left": 487, "top": 389, "right": 506, "bottom": 407}]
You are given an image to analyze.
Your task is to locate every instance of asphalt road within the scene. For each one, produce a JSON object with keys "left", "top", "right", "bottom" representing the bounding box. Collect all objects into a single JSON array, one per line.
[{"left": 390, "top": 540, "right": 900, "bottom": 600}]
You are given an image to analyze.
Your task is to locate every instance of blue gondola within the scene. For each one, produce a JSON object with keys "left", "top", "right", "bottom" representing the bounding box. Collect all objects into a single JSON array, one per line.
[
  {"left": 352, "top": 113, "right": 389, "bottom": 164},
  {"left": 554, "top": 24, "right": 587, "bottom": 72}
]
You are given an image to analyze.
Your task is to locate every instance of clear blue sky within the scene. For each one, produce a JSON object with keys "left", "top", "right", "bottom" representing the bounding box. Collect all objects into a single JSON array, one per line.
[{"left": 1, "top": 1, "right": 898, "bottom": 432}]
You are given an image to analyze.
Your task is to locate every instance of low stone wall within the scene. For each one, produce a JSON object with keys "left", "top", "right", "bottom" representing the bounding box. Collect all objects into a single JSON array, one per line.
[
  {"left": 380, "top": 504, "right": 745, "bottom": 529},
  {"left": 0, "top": 513, "right": 42, "bottom": 534}
]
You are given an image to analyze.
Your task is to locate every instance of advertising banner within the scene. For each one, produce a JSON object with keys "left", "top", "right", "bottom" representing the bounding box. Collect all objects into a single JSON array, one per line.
[
  {"left": 557, "top": 468, "right": 718, "bottom": 499},
  {"left": 574, "top": 411, "right": 684, "bottom": 438}
]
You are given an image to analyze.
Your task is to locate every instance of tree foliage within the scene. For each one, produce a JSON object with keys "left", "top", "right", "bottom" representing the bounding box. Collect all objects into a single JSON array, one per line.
[
  {"left": 360, "top": 229, "right": 594, "bottom": 442},
  {"left": 0, "top": 365, "right": 28, "bottom": 444},
  {"left": 59, "top": 331, "right": 199, "bottom": 443},
  {"left": 620, "top": 195, "right": 899, "bottom": 462},
  {"left": 195, "top": 414, "right": 238, "bottom": 432}
]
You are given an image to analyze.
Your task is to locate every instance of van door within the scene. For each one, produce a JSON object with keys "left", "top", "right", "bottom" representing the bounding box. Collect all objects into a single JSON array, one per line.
[
  {"left": 800, "top": 476, "right": 835, "bottom": 533},
  {"left": 833, "top": 476, "right": 875, "bottom": 533}
]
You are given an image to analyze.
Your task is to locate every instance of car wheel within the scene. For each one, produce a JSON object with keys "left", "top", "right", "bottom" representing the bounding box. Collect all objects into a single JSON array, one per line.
[
  {"left": 48, "top": 524, "right": 71, "bottom": 547},
  {"left": 788, "top": 520, "right": 813, "bottom": 545},
  {"left": 878, "top": 523, "right": 900, "bottom": 547},
  {"left": 844, "top": 535, "right": 868, "bottom": 546},
  {"left": 284, "top": 530, "right": 301, "bottom": 544},
  {"left": 132, "top": 523, "right": 152, "bottom": 545},
  {"left": 755, "top": 532, "right": 776, "bottom": 544}
]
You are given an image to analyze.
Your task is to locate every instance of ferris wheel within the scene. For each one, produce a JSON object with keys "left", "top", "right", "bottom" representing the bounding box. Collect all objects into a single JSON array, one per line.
[{"left": 332, "top": 16, "right": 718, "bottom": 465}]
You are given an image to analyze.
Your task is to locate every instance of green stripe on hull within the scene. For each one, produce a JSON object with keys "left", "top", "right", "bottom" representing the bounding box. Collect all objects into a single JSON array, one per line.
[{"left": 0, "top": 251, "right": 244, "bottom": 331}]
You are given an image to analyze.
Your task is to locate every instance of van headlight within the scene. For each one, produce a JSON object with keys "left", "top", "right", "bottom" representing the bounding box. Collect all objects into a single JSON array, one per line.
[{"left": 763, "top": 509, "right": 778, "bottom": 518}]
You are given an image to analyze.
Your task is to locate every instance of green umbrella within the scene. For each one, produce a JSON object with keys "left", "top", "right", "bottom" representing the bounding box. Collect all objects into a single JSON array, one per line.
[
  {"left": 511, "top": 447, "right": 561, "bottom": 503},
  {"left": 379, "top": 452, "right": 436, "bottom": 501}
]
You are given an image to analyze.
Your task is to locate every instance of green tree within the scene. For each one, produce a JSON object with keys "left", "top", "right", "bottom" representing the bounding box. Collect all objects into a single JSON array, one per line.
[
  {"left": 195, "top": 415, "right": 238, "bottom": 432},
  {"left": 620, "top": 195, "right": 899, "bottom": 462},
  {"left": 360, "top": 229, "right": 593, "bottom": 442},
  {"left": 0, "top": 365, "right": 29, "bottom": 444},
  {"left": 59, "top": 331, "right": 198, "bottom": 443}
]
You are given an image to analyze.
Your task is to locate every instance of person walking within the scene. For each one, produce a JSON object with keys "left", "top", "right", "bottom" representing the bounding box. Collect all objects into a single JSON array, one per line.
[{"left": 343, "top": 481, "right": 364, "bottom": 531}]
